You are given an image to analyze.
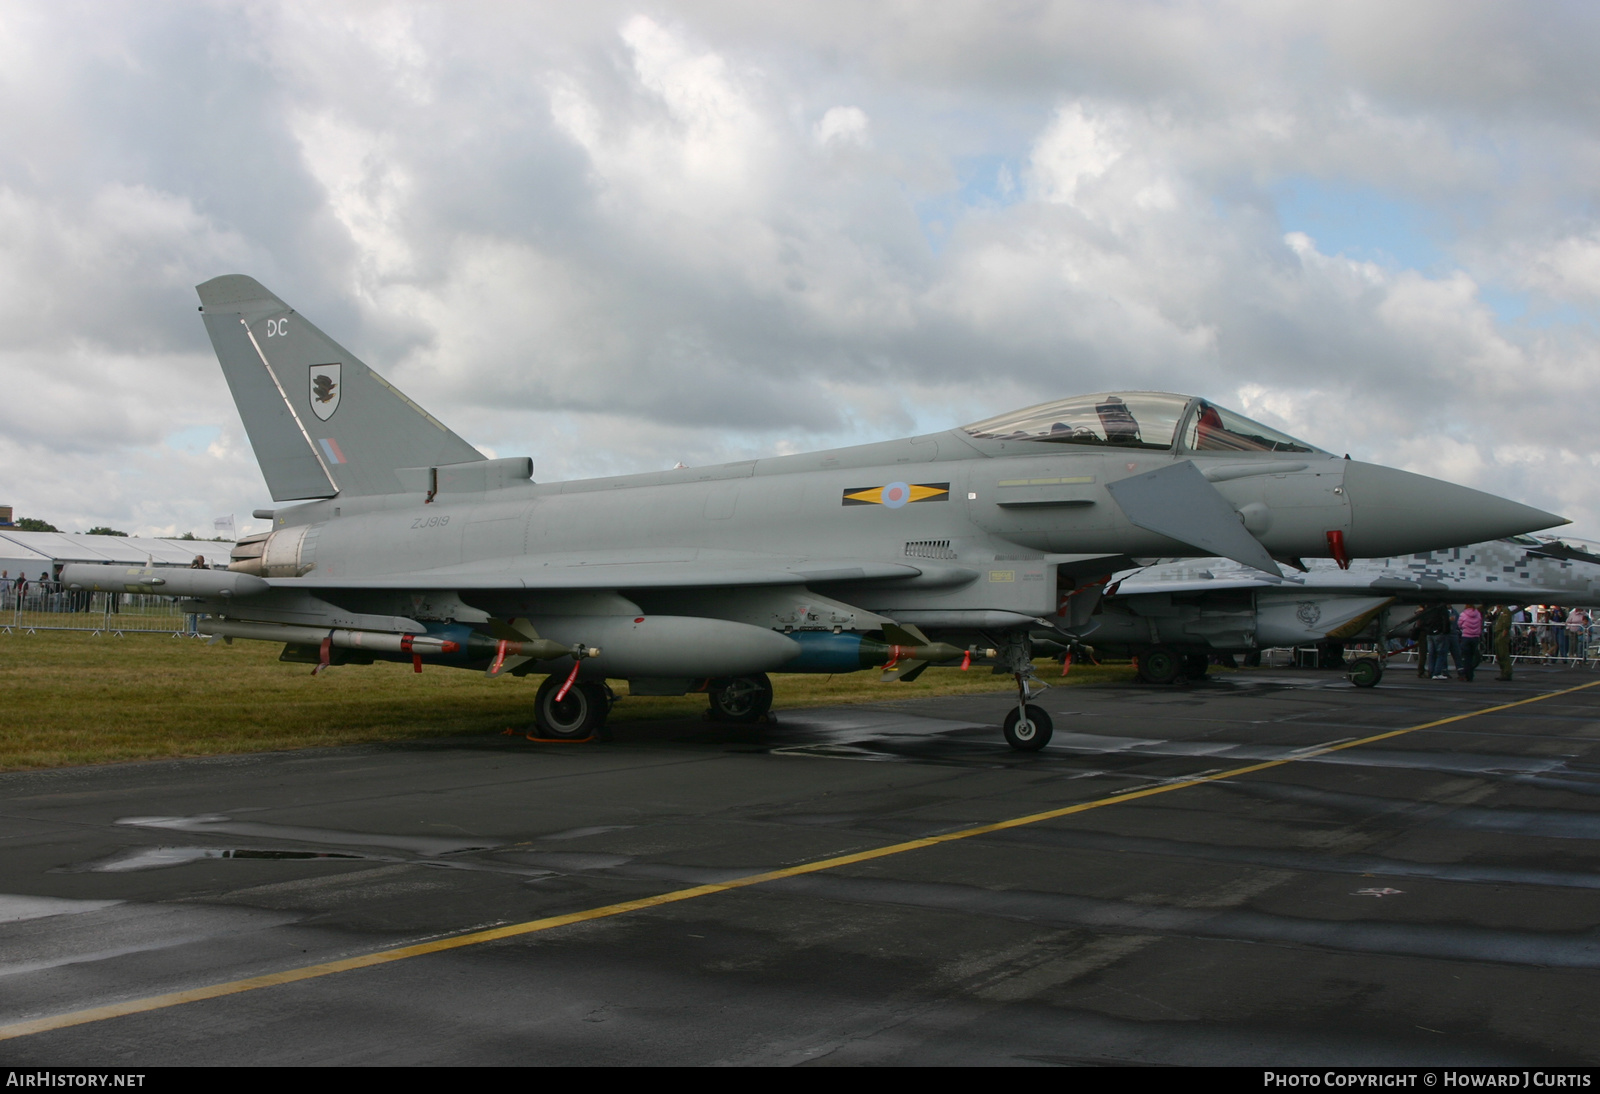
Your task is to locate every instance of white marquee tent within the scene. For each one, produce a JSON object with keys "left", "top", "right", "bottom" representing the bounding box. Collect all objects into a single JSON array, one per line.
[{"left": 0, "top": 531, "right": 231, "bottom": 582}]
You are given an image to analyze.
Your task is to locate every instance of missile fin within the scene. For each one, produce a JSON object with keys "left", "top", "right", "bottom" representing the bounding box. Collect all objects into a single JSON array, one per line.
[
  {"left": 498, "top": 617, "right": 542, "bottom": 641},
  {"left": 882, "top": 622, "right": 931, "bottom": 646},
  {"left": 881, "top": 659, "right": 928, "bottom": 682}
]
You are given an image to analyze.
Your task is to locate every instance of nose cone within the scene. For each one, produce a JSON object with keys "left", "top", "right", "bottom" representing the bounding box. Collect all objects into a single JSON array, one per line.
[{"left": 1344, "top": 461, "right": 1567, "bottom": 556}]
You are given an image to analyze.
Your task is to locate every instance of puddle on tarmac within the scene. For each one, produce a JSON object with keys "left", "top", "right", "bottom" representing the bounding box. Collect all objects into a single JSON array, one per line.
[
  {"left": 538, "top": 825, "right": 636, "bottom": 841},
  {"left": 1221, "top": 780, "right": 1600, "bottom": 841},
  {"left": 74, "top": 846, "right": 373, "bottom": 873},
  {"left": 114, "top": 815, "right": 498, "bottom": 855}
]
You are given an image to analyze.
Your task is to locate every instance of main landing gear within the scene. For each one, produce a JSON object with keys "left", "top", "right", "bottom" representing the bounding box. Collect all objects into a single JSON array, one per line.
[
  {"left": 533, "top": 675, "right": 613, "bottom": 739},
  {"left": 1134, "top": 647, "right": 1211, "bottom": 685},
  {"left": 1134, "top": 646, "right": 1180, "bottom": 685},
  {"left": 528, "top": 672, "right": 775, "bottom": 740},
  {"left": 706, "top": 674, "right": 774, "bottom": 723},
  {"left": 1345, "top": 603, "right": 1390, "bottom": 689}
]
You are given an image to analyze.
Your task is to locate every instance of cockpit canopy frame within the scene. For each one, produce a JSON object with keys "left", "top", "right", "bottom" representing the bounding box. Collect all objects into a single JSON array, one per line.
[{"left": 962, "top": 392, "right": 1325, "bottom": 456}]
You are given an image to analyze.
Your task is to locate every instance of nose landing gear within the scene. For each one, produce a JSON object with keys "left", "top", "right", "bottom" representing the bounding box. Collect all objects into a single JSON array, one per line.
[
  {"left": 999, "top": 633, "right": 1053, "bottom": 752},
  {"left": 1346, "top": 655, "right": 1384, "bottom": 688}
]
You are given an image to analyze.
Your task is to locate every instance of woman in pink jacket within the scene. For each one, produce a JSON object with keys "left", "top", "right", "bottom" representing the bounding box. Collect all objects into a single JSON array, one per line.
[{"left": 1457, "top": 605, "right": 1484, "bottom": 682}]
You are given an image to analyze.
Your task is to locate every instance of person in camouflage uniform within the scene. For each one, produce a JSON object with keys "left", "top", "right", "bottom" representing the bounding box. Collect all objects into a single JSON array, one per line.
[{"left": 1492, "top": 604, "right": 1515, "bottom": 681}]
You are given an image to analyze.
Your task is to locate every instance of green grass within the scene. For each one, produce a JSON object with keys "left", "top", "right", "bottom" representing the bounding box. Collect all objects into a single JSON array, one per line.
[{"left": 0, "top": 631, "right": 1135, "bottom": 771}]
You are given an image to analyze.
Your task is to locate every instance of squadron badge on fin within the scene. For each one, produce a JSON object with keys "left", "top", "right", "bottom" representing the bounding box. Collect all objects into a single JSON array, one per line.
[{"left": 309, "top": 363, "right": 341, "bottom": 421}]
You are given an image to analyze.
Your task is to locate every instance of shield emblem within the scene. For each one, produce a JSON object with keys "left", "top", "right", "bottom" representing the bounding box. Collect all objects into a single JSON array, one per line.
[{"left": 309, "top": 363, "right": 341, "bottom": 421}]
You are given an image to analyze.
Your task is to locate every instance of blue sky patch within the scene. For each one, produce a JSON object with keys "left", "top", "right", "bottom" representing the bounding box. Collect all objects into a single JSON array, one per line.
[
  {"left": 1479, "top": 286, "right": 1595, "bottom": 329},
  {"left": 1273, "top": 178, "right": 1448, "bottom": 272},
  {"left": 165, "top": 425, "right": 221, "bottom": 454},
  {"left": 916, "top": 153, "right": 1025, "bottom": 253}
]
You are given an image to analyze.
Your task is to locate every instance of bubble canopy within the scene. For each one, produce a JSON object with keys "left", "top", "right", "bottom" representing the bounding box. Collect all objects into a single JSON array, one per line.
[{"left": 962, "top": 392, "right": 1325, "bottom": 455}]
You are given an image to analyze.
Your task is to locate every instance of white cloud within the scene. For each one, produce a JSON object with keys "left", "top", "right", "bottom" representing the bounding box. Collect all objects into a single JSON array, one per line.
[
  {"left": 0, "top": 2, "right": 1598, "bottom": 542},
  {"left": 815, "top": 105, "right": 869, "bottom": 148},
  {"left": 289, "top": 111, "right": 415, "bottom": 282},
  {"left": 1514, "top": 232, "right": 1600, "bottom": 303},
  {"left": 1029, "top": 102, "right": 1126, "bottom": 207},
  {"left": 553, "top": 15, "right": 774, "bottom": 221}
]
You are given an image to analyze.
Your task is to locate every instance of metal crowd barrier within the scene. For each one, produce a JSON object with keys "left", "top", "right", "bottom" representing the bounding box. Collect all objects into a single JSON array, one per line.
[
  {"left": 1367, "top": 622, "right": 1599, "bottom": 669},
  {"left": 0, "top": 588, "right": 197, "bottom": 636},
  {"left": 1506, "top": 620, "right": 1595, "bottom": 666}
]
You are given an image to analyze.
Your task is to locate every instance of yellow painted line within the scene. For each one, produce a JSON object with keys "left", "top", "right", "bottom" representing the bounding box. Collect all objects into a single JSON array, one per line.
[{"left": 5, "top": 678, "right": 1597, "bottom": 1041}]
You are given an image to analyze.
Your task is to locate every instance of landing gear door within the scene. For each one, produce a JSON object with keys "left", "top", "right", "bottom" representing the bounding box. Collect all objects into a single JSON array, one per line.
[{"left": 1057, "top": 573, "right": 1105, "bottom": 631}]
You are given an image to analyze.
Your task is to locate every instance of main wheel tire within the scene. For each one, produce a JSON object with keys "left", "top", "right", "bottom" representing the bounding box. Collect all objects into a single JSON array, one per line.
[
  {"left": 1347, "top": 656, "right": 1384, "bottom": 688},
  {"left": 534, "top": 676, "right": 608, "bottom": 739},
  {"left": 1002, "top": 705, "right": 1053, "bottom": 751},
  {"left": 1182, "top": 654, "right": 1210, "bottom": 680},
  {"left": 707, "top": 673, "right": 774, "bottom": 723},
  {"left": 1135, "top": 646, "right": 1180, "bottom": 685}
]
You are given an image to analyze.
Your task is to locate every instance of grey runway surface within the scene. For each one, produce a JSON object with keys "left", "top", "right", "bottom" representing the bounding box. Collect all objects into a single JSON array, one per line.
[{"left": 4, "top": 665, "right": 1600, "bottom": 1066}]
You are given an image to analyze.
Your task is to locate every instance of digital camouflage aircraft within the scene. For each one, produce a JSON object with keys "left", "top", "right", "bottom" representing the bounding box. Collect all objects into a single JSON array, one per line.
[
  {"left": 1085, "top": 536, "right": 1600, "bottom": 687},
  {"left": 62, "top": 276, "right": 1566, "bottom": 749}
]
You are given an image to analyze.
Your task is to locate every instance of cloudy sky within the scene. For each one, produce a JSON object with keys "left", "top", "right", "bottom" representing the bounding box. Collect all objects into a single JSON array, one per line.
[{"left": 2, "top": 1, "right": 1597, "bottom": 541}]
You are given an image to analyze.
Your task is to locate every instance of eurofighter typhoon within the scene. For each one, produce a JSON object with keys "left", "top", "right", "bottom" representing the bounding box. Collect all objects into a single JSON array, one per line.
[{"left": 63, "top": 276, "right": 1566, "bottom": 749}]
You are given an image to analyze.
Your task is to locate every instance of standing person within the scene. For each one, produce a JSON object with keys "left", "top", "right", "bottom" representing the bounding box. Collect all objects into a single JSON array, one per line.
[
  {"left": 184, "top": 556, "right": 207, "bottom": 635},
  {"left": 1568, "top": 608, "right": 1589, "bottom": 664},
  {"left": 1553, "top": 606, "right": 1570, "bottom": 661},
  {"left": 1492, "top": 605, "right": 1515, "bottom": 681},
  {"left": 1421, "top": 604, "right": 1453, "bottom": 680},
  {"left": 1458, "top": 604, "right": 1484, "bottom": 682},
  {"left": 1407, "top": 606, "right": 1433, "bottom": 678}
]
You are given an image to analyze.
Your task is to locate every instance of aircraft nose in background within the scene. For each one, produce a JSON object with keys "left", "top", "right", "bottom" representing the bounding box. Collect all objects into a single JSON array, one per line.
[{"left": 1343, "top": 461, "right": 1567, "bottom": 556}]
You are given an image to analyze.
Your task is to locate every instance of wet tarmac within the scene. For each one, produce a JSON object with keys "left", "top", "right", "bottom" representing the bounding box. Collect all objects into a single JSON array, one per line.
[{"left": 3, "top": 665, "right": 1600, "bottom": 1065}]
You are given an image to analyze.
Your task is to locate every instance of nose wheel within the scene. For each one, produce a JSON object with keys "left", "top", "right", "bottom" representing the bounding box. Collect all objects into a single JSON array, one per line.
[
  {"left": 1003, "top": 704, "right": 1053, "bottom": 751},
  {"left": 1347, "top": 656, "right": 1384, "bottom": 688}
]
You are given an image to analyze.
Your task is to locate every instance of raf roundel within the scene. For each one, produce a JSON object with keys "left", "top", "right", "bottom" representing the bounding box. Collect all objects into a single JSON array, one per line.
[{"left": 840, "top": 482, "right": 951, "bottom": 507}]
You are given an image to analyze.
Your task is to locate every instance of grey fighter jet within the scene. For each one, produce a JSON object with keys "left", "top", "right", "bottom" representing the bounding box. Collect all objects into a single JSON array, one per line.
[
  {"left": 1084, "top": 536, "right": 1600, "bottom": 686},
  {"left": 62, "top": 276, "right": 1566, "bottom": 750}
]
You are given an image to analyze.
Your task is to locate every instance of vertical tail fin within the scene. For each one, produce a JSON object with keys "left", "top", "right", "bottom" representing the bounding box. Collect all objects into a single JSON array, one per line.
[{"left": 196, "top": 275, "right": 484, "bottom": 501}]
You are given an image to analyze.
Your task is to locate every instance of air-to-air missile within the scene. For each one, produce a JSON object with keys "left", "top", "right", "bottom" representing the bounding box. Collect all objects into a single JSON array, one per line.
[{"left": 61, "top": 276, "right": 1567, "bottom": 751}]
